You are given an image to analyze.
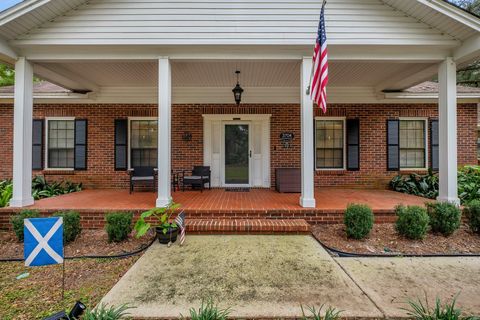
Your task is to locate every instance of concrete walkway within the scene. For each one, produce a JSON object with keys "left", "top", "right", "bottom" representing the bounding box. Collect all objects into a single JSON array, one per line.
[{"left": 100, "top": 236, "right": 480, "bottom": 319}]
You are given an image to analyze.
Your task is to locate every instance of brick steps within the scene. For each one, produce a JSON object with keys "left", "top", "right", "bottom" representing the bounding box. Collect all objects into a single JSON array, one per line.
[{"left": 185, "top": 219, "right": 311, "bottom": 234}]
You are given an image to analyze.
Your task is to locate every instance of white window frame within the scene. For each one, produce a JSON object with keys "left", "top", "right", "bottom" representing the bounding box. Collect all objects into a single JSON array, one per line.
[
  {"left": 127, "top": 117, "right": 158, "bottom": 169},
  {"left": 314, "top": 116, "right": 347, "bottom": 171},
  {"left": 44, "top": 117, "right": 76, "bottom": 170},
  {"left": 399, "top": 117, "right": 429, "bottom": 171}
]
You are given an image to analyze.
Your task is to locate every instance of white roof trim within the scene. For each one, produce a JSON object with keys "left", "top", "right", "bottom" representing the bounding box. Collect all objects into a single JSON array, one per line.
[
  {"left": 384, "top": 92, "right": 480, "bottom": 100},
  {"left": 0, "top": 0, "right": 52, "bottom": 27},
  {"left": 413, "top": 0, "right": 480, "bottom": 32}
]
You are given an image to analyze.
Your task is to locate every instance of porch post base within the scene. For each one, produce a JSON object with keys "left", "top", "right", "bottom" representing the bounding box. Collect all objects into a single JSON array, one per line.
[
  {"left": 299, "top": 197, "right": 316, "bottom": 208},
  {"left": 9, "top": 197, "right": 34, "bottom": 208},
  {"left": 156, "top": 197, "right": 172, "bottom": 208},
  {"left": 436, "top": 196, "right": 460, "bottom": 206}
]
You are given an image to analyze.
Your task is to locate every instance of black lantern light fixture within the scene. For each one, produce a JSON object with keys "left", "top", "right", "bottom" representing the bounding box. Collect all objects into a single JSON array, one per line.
[{"left": 232, "top": 70, "right": 244, "bottom": 106}]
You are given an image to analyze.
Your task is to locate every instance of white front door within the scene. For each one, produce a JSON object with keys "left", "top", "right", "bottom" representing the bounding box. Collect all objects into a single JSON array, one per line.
[
  {"left": 203, "top": 114, "right": 270, "bottom": 188},
  {"left": 223, "top": 122, "right": 251, "bottom": 187}
]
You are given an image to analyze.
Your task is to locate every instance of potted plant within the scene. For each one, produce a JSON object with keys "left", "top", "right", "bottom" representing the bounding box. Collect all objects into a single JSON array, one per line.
[{"left": 134, "top": 201, "right": 181, "bottom": 244}]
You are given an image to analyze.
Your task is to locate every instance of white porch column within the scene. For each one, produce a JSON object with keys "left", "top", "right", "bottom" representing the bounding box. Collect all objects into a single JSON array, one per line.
[
  {"left": 10, "top": 57, "right": 34, "bottom": 207},
  {"left": 437, "top": 57, "right": 459, "bottom": 205},
  {"left": 156, "top": 57, "right": 172, "bottom": 207},
  {"left": 300, "top": 57, "right": 316, "bottom": 208}
]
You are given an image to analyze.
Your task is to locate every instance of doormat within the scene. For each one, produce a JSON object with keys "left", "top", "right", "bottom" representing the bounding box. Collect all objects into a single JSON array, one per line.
[{"left": 225, "top": 187, "right": 250, "bottom": 192}]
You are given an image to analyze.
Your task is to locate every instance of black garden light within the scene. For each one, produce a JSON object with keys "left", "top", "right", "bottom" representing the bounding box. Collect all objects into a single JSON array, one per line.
[
  {"left": 232, "top": 70, "right": 244, "bottom": 106},
  {"left": 44, "top": 301, "right": 86, "bottom": 320}
]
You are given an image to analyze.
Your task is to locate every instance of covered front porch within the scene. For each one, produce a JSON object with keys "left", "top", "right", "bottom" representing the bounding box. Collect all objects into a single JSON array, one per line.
[{"left": 0, "top": 188, "right": 429, "bottom": 226}]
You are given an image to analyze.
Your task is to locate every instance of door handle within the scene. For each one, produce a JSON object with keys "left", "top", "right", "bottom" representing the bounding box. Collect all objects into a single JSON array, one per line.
[{"left": 249, "top": 150, "right": 252, "bottom": 158}]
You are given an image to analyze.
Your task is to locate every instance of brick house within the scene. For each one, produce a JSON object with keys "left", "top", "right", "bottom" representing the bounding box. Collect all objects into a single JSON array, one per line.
[{"left": 0, "top": 0, "right": 479, "bottom": 211}]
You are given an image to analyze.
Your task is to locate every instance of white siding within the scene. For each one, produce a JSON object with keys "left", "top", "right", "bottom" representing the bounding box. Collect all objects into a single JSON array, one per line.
[{"left": 10, "top": 0, "right": 459, "bottom": 46}]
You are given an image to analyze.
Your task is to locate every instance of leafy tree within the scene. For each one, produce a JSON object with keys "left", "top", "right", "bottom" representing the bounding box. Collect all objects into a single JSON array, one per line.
[{"left": 0, "top": 63, "right": 15, "bottom": 86}]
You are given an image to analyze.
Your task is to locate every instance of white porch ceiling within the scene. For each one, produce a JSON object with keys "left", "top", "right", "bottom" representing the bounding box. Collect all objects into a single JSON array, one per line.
[{"left": 36, "top": 60, "right": 435, "bottom": 89}]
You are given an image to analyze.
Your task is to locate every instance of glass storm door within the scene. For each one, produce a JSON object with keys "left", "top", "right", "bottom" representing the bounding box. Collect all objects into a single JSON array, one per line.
[{"left": 224, "top": 124, "right": 250, "bottom": 185}]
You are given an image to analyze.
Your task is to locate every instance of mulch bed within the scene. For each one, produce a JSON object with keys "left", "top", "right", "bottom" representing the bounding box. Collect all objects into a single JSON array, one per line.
[
  {"left": 312, "top": 223, "right": 480, "bottom": 255},
  {"left": 0, "top": 229, "right": 155, "bottom": 260}
]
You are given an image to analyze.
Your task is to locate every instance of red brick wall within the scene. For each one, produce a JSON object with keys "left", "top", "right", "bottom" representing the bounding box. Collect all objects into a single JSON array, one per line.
[{"left": 0, "top": 103, "right": 477, "bottom": 189}]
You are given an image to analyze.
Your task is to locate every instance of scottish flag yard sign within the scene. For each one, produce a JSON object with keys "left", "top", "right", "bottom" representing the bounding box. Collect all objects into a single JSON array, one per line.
[{"left": 24, "top": 217, "right": 64, "bottom": 267}]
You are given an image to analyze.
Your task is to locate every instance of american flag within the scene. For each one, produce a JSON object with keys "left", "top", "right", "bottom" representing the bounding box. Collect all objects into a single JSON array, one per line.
[
  {"left": 175, "top": 210, "right": 186, "bottom": 246},
  {"left": 310, "top": 1, "right": 329, "bottom": 113}
]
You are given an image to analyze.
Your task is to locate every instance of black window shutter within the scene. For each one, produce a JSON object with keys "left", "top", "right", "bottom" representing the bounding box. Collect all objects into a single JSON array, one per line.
[
  {"left": 387, "top": 119, "right": 400, "bottom": 171},
  {"left": 115, "top": 119, "right": 128, "bottom": 170},
  {"left": 430, "top": 119, "right": 439, "bottom": 171},
  {"left": 32, "top": 119, "right": 43, "bottom": 170},
  {"left": 74, "top": 119, "right": 88, "bottom": 170},
  {"left": 346, "top": 118, "right": 360, "bottom": 171}
]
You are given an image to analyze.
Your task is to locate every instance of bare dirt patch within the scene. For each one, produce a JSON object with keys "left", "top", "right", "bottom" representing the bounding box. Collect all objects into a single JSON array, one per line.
[
  {"left": 0, "top": 257, "right": 138, "bottom": 320},
  {"left": 0, "top": 229, "right": 154, "bottom": 259},
  {"left": 312, "top": 223, "right": 480, "bottom": 255}
]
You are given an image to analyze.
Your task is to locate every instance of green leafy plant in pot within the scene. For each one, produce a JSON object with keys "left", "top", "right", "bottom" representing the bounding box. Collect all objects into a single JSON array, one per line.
[{"left": 134, "top": 202, "right": 180, "bottom": 244}]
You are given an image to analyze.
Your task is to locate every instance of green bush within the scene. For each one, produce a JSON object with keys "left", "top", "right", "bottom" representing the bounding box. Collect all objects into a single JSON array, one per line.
[
  {"left": 10, "top": 210, "right": 40, "bottom": 241},
  {"left": 395, "top": 205, "right": 430, "bottom": 240},
  {"left": 426, "top": 202, "right": 462, "bottom": 236},
  {"left": 390, "top": 170, "right": 439, "bottom": 199},
  {"left": 0, "top": 180, "right": 13, "bottom": 208},
  {"left": 32, "top": 175, "right": 82, "bottom": 200},
  {"left": 53, "top": 211, "right": 81, "bottom": 243},
  {"left": 458, "top": 165, "right": 480, "bottom": 204},
  {"left": 105, "top": 212, "right": 133, "bottom": 242},
  {"left": 301, "top": 305, "right": 342, "bottom": 320},
  {"left": 183, "top": 299, "right": 230, "bottom": 320},
  {"left": 344, "top": 204, "right": 374, "bottom": 239},
  {"left": 465, "top": 200, "right": 480, "bottom": 234}
]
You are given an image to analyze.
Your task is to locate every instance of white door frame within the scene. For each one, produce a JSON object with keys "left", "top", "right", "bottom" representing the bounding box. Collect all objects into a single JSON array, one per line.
[
  {"left": 222, "top": 121, "right": 252, "bottom": 187},
  {"left": 203, "top": 114, "right": 271, "bottom": 188}
]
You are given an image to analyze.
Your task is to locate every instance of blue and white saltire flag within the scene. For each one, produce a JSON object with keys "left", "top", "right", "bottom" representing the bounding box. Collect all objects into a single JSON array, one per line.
[{"left": 24, "top": 217, "right": 64, "bottom": 267}]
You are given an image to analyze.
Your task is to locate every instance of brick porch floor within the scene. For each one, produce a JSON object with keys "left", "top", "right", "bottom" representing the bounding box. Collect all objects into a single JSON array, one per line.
[{"left": 0, "top": 188, "right": 429, "bottom": 229}]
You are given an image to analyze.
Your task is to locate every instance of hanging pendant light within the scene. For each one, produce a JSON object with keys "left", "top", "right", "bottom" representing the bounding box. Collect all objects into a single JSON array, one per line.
[{"left": 232, "top": 70, "right": 244, "bottom": 106}]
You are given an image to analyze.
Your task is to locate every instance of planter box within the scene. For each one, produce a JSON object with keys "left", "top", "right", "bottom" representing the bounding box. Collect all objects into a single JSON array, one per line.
[{"left": 275, "top": 168, "right": 301, "bottom": 193}]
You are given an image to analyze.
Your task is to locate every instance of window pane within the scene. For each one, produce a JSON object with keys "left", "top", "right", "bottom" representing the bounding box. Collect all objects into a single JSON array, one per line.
[
  {"left": 130, "top": 120, "right": 158, "bottom": 168},
  {"left": 315, "top": 120, "right": 344, "bottom": 169},
  {"left": 399, "top": 120, "right": 426, "bottom": 168},
  {"left": 48, "top": 120, "right": 75, "bottom": 169}
]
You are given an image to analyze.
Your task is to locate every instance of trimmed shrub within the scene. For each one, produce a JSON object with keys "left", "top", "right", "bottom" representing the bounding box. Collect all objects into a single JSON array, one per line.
[
  {"left": 344, "top": 204, "right": 374, "bottom": 239},
  {"left": 395, "top": 205, "right": 429, "bottom": 240},
  {"left": 105, "top": 212, "right": 133, "bottom": 242},
  {"left": 53, "top": 211, "right": 81, "bottom": 243},
  {"left": 465, "top": 200, "right": 480, "bottom": 234},
  {"left": 10, "top": 210, "right": 40, "bottom": 241},
  {"left": 426, "top": 202, "right": 462, "bottom": 236}
]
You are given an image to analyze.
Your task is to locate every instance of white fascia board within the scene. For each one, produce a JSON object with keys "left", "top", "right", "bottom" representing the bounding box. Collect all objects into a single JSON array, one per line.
[
  {"left": 454, "top": 34, "right": 480, "bottom": 65},
  {"left": 414, "top": 0, "right": 480, "bottom": 32},
  {"left": 0, "top": 0, "right": 51, "bottom": 26},
  {"left": 384, "top": 92, "right": 480, "bottom": 100}
]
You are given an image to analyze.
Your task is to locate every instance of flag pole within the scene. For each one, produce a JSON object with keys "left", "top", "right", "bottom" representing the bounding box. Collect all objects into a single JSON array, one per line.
[
  {"left": 306, "top": 0, "right": 327, "bottom": 96},
  {"left": 61, "top": 237, "right": 65, "bottom": 301}
]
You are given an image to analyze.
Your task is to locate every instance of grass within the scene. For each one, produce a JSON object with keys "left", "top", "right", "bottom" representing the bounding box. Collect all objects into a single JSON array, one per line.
[{"left": 0, "top": 257, "right": 138, "bottom": 320}]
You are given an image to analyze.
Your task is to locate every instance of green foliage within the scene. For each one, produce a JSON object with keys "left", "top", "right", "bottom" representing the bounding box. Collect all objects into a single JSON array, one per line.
[
  {"left": 391, "top": 166, "right": 480, "bottom": 205},
  {"left": 183, "top": 299, "right": 230, "bottom": 320},
  {"left": 464, "top": 200, "right": 480, "bottom": 234},
  {"left": 0, "top": 64, "right": 15, "bottom": 87},
  {"left": 458, "top": 166, "right": 480, "bottom": 204},
  {"left": 426, "top": 202, "right": 462, "bottom": 236},
  {"left": 83, "top": 303, "right": 134, "bottom": 320},
  {"left": 301, "top": 304, "right": 342, "bottom": 320},
  {"left": 10, "top": 210, "right": 40, "bottom": 241},
  {"left": 395, "top": 205, "right": 430, "bottom": 240},
  {"left": 134, "top": 201, "right": 180, "bottom": 238},
  {"left": 344, "top": 204, "right": 374, "bottom": 239},
  {"left": 404, "top": 295, "right": 479, "bottom": 320},
  {"left": 390, "top": 170, "right": 439, "bottom": 199},
  {"left": 0, "top": 179, "right": 13, "bottom": 208},
  {"left": 105, "top": 212, "right": 133, "bottom": 242},
  {"left": 31, "top": 175, "right": 82, "bottom": 200},
  {"left": 53, "top": 211, "right": 81, "bottom": 243}
]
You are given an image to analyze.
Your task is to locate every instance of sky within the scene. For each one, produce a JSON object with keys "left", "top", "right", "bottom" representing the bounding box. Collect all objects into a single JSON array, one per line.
[{"left": 0, "top": 0, "right": 23, "bottom": 13}]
